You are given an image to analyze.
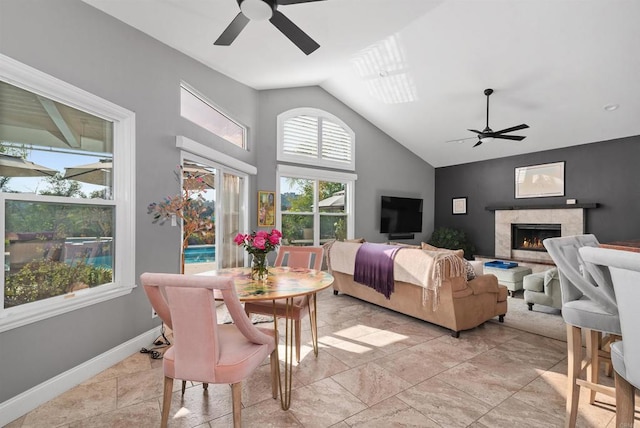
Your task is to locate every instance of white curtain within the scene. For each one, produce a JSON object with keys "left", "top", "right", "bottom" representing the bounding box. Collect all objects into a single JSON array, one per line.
[{"left": 221, "top": 172, "right": 244, "bottom": 268}]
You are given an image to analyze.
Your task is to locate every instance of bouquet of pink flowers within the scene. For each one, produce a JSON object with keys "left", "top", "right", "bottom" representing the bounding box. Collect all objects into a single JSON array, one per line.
[
  {"left": 234, "top": 229, "right": 282, "bottom": 256},
  {"left": 234, "top": 229, "right": 282, "bottom": 280}
]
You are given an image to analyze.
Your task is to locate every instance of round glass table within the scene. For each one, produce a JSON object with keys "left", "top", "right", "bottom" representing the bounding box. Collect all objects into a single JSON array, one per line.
[{"left": 202, "top": 266, "right": 334, "bottom": 409}]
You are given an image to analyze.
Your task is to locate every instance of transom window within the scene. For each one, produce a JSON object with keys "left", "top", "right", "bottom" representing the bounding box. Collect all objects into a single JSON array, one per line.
[
  {"left": 0, "top": 54, "right": 135, "bottom": 332},
  {"left": 277, "top": 108, "right": 355, "bottom": 170},
  {"left": 180, "top": 83, "right": 246, "bottom": 149}
]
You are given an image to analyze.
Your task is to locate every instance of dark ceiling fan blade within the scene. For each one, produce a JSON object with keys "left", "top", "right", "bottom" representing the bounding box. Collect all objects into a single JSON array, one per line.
[
  {"left": 473, "top": 139, "right": 483, "bottom": 147},
  {"left": 493, "top": 134, "right": 527, "bottom": 141},
  {"left": 467, "top": 129, "right": 483, "bottom": 135},
  {"left": 278, "top": 0, "right": 326, "bottom": 4},
  {"left": 214, "top": 12, "right": 250, "bottom": 46},
  {"left": 270, "top": 10, "right": 320, "bottom": 55},
  {"left": 492, "top": 124, "right": 529, "bottom": 135}
]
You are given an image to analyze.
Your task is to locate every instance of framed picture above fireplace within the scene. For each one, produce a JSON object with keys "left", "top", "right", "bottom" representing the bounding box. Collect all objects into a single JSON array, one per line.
[{"left": 515, "top": 161, "right": 565, "bottom": 199}]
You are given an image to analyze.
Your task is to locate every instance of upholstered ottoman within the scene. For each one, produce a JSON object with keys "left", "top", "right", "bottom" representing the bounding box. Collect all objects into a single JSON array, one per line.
[{"left": 483, "top": 265, "right": 532, "bottom": 297}]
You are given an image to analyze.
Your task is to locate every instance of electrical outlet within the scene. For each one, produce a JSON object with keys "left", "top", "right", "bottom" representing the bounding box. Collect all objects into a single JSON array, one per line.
[
  {"left": 171, "top": 214, "right": 177, "bottom": 227},
  {"left": 152, "top": 309, "right": 158, "bottom": 319}
]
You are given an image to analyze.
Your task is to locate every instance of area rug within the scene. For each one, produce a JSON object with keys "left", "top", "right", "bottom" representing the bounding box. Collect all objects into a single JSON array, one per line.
[
  {"left": 217, "top": 304, "right": 274, "bottom": 325},
  {"left": 490, "top": 295, "right": 566, "bottom": 342}
]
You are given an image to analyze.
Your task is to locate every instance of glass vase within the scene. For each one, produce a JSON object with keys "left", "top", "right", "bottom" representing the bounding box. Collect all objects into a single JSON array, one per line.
[{"left": 251, "top": 253, "right": 269, "bottom": 282}]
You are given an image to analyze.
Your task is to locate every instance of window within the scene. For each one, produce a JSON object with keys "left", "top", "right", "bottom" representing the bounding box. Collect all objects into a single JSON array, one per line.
[
  {"left": 277, "top": 165, "right": 356, "bottom": 246},
  {"left": 0, "top": 54, "right": 135, "bottom": 332},
  {"left": 180, "top": 83, "right": 246, "bottom": 149},
  {"left": 277, "top": 108, "right": 355, "bottom": 170}
]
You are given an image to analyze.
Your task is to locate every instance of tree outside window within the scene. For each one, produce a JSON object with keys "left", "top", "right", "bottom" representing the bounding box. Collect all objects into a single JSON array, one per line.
[{"left": 280, "top": 177, "right": 347, "bottom": 246}]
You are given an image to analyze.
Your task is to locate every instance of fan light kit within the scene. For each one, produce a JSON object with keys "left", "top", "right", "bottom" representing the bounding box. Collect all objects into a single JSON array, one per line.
[
  {"left": 466, "top": 88, "right": 529, "bottom": 148},
  {"left": 240, "top": 0, "right": 273, "bottom": 20},
  {"left": 214, "top": 0, "right": 325, "bottom": 55}
]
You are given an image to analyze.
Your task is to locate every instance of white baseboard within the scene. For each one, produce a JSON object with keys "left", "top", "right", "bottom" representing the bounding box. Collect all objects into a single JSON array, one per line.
[{"left": 0, "top": 326, "right": 162, "bottom": 427}]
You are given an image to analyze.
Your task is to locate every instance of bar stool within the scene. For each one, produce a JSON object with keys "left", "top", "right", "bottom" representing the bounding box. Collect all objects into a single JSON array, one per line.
[
  {"left": 580, "top": 246, "right": 640, "bottom": 427},
  {"left": 544, "top": 235, "right": 621, "bottom": 428}
]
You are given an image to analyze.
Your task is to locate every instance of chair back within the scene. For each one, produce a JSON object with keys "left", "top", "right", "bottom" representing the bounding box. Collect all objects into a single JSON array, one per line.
[
  {"left": 543, "top": 234, "right": 617, "bottom": 313},
  {"left": 140, "top": 273, "right": 274, "bottom": 383},
  {"left": 142, "top": 282, "right": 173, "bottom": 329},
  {"left": 275, "top": 245, "right": 323, "bottom": 270},
  {"left": 579, "top": 247, "right": 640, "bottom": 388}
]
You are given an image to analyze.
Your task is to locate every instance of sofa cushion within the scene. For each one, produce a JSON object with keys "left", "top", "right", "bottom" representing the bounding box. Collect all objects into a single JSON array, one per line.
[{"left": 467, "top": 275, "right": 500, "bottom": 295}]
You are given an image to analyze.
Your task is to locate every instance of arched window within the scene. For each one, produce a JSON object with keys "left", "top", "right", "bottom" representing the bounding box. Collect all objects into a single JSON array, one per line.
[
  {"left": 276, "top": 108, "right": 356, "bottom": 246},
  {"left": 277, "top": 108, "right": 355, "bottom": 171}
]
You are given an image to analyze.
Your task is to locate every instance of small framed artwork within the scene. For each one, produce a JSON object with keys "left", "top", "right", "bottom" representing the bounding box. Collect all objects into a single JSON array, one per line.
[
  {"left": 257, "top": 191, "right": 276, "bottom": 227},
  {"left": 452, "top": 197, "right": 467, "bottom": 215},
  {"left": 515, "top": 161, "right": 565, "bottom": 199}
]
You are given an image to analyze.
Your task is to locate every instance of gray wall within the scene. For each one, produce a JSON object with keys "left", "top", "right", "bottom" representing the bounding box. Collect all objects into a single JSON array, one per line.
[
  {"left": 0, "top": 0, "right": 259, "bottom": 403},
  {"left": 257, "top": 87, "right": 435, "bottom": 244},
  {"left": 0, "top": 0, "right": 434, "bottom": 405},
  {"left": 434, "top": 135, "right": 640, "bottom": 256}
]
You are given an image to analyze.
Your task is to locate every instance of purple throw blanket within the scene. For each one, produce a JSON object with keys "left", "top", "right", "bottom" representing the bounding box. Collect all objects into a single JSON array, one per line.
[{"left": 353, "top": 243, "right": 401, "bottom": 299}]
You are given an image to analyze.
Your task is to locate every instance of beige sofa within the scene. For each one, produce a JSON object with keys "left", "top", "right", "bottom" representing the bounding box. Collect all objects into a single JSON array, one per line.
[{"left": 326, "top": 241, "right": 508, "bottom": 337}]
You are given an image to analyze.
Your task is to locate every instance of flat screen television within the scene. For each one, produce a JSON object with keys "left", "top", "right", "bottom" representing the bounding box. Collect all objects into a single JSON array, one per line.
[{"left": 380, "top": 196, "right": 423, "bottom": 234}]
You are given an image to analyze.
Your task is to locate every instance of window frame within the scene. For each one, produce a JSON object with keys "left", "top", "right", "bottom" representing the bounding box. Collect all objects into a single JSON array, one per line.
[
  {"left": 276, "top": 164, "right": 357, "bottom": 246},
  {"left": 277, "top": 108, "right": 355, "bottom": 170},
  {"left": 0, "top": 53, "right": 136, "bottom": 333}
]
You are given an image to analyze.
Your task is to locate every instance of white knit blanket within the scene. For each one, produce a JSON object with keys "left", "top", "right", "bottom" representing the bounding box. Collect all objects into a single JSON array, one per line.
[{"left": 327, "top": 241, "right": 466, "bottom": 309}]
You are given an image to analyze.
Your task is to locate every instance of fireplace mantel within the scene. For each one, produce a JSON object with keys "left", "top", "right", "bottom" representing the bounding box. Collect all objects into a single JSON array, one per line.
[{"left": 486, "top": 203, "right": 598, "bottom": 211}]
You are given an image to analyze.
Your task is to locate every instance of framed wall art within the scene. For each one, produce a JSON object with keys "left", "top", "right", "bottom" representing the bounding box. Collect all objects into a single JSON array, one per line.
[
  {"left": 452, "top": 197, "right": 467, "bottom": 215},
  {"left": 515, "top": 161, "right": 565, "bottom": 199},
  {"left": 257, "top": 191, "right": 275, "bottom": 227}
]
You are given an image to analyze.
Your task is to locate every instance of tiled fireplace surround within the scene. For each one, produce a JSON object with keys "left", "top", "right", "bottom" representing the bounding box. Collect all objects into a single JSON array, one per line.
[{"left": 494, "top": 208, "right": 585, "bottom": 262}]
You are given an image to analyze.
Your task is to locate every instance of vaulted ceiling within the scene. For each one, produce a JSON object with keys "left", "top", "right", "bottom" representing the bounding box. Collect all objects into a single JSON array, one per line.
[{"left": 82, "top": 0, "right": 640, "bottom": 167}]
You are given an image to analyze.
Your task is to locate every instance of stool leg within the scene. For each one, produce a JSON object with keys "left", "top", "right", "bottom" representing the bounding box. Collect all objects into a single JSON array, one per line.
[
  {"left": 587, "top": 329, "right": 600, "bottom": 404},
  {"left": 566, "top": 324, "right": 581, "bottom": 428},
  {"left": 614, "top": 371, "right": 635, "bottom": 428}
]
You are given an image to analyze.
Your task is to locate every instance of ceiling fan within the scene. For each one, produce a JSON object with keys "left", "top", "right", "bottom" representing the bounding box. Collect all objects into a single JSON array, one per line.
[
  {"left": 214, "top": 0, "right": 325, "bottom": 55},
  {"left": 466, "top": 88, "right": 529, "bottom": 147}
]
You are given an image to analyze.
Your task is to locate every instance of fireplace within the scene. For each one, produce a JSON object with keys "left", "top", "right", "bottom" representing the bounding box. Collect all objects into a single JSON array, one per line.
[
  {"left": 511, "top": 223, "right": 561, "bottom": 252},
  {"left": 494, "top": 207, "right": 586, "bottom": 262}
]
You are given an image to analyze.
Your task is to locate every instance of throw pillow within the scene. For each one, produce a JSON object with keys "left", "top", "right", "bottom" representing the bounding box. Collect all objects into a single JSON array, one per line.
[
  {"left": 420, "top": 242, "right": 439, "bottom": 251},
  {"left": 421, "top": 242, "right": 464, "bottom": 259},
  {"left": 387, "top": 241, "right": 421, "bottom": 248},
  {"left": 463, "top": 259, "right": 477, "bottom": 281},
  {"left": 345, "top": 237, "right": 366, "bottom": 243}
]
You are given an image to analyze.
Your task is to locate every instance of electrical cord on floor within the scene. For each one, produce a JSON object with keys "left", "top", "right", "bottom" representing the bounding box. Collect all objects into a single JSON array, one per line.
[{"left": 140, "top": 322, "right": 171, "bottom": 360}]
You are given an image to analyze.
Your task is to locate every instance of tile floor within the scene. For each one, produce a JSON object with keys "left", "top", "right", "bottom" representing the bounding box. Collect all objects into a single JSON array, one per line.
[{"left": 6, "top": 289, "right": 639, "bottom": 428}]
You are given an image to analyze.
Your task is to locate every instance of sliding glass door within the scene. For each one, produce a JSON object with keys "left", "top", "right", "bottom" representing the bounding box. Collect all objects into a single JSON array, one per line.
[{"left": 181, "top": 156, "right": 247, "bottom": 274}]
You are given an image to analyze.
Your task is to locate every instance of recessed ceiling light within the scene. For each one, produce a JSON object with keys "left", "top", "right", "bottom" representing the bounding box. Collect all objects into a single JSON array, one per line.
[{"left": 603, "top": 104, "right": 619, "bottom": 111}]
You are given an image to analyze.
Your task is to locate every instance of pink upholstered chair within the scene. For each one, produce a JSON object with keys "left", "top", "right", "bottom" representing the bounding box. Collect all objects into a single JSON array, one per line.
[
  {"left": 244, "top": 245, "right": 323, "bottom": 362},
  {"left": 142, "top": 280, "right": 205, "bottom": 395},
  {"left": 140, "top": 273, "right": 278, "bottom": 428}
]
